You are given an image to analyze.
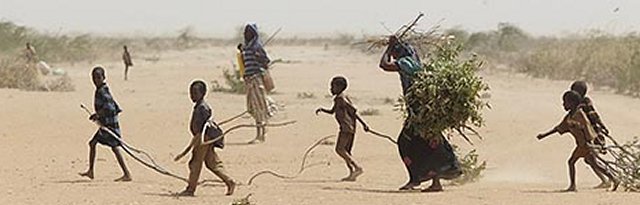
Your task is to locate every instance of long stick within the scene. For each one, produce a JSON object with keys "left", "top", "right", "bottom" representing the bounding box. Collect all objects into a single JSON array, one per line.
[
  {"left": 80, "top": 104, "right": 190, "bottom": 182},
  {"left": 218, "top": 110, "right": 248, "bottom": 126},
  {"left": 367, "top": 129, "right": 397, "bottom": 144},
  {"left": 396, "top": 13, "right": 425, "bottom": 39},
  {"left": 264, "top": 27, "right": 282, "bottom": 46},
  {"left": 247, "top": 135, "right": 335, "bottom": 185}
]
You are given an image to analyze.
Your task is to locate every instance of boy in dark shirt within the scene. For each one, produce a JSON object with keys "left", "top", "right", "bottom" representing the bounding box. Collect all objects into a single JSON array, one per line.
[
  {"left": 536, "top": 90, "right": 618, "bottom": 192},
  {"left": 79, "top": 66, "right": 132, "bottom": 182},
  {"left": 316, "top": 76, "right": 370, "bottom": 181},
  {"left": 176, "top": 80, "right": 236, "bottom": 196}
]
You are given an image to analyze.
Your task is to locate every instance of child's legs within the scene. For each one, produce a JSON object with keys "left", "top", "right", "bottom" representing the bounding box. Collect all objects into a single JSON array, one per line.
[
  {"left": 204, "top": 147, "right": 233, "bottom": 183},
  {"left": 584, "top": 154, "right": 608, "bottom": 183},
  {"left": 124, "top": 65, "right": 129, "bottom": 80},
  {"left": 111, "top": 146, "right": 131, "bottom": 178},
  {"left": 335, "top": 132, "right": 360, "bottom": 170},
  {"left": 186, "top": 145, "right": 207, "bottom": 192},
  {"left": 584, "top": 154, "right": 615, "bottom": 181},
  {"left": 567, "top": 148, "right": 588, "bottom": 189},
  {"left": 82, "top": 138, "right": 99, "bottom": 176},
  {"left": 87, "top": 138, "right": 98, "bottom": 170}
]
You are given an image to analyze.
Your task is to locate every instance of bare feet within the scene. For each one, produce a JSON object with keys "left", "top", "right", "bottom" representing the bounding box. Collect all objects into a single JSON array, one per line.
[
  {"left": 78, "top": 171, "right": 94, "bottom": 180},
  {"left": 399, "top": 182, "right": 420, "bottom": 190},
  {"left": 593, "top": 181, "right": 611, "bottom": 189},
  {"left": 114, "top": 175, "right": 132, "bottom": 182},
  {"left": 176, "top": 190, "right": 194, "bottom": 197},
  {"left": 563, "top": 186, "right": 577, "bottom": 192},
  {"left": 421, "top": 184, "right": 443, "bottom": 192},
  {"left": 611, "top": 179, "right": 620, "bottom": 191},
  {"left": 225, "top": 180, "right": 236, "bottom": 196},
  {"left": 341, "top": 168, "right": 363, "bottom": 182},
  {"left": 248, "top": 138, "right": 264, "bottom": 144}
]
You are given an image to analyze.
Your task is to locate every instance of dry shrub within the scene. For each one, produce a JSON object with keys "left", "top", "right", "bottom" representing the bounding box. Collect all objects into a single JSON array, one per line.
[
  {"left": 0, "top": 59, "right": 74, "bottom": 92},
  {"left": 519, "top": 33, "right": 640, "bottom": 97},
  {"left": 450, "top": 146, "right": 486, "bottom": 185},
  {"left": 296, "top": 92, "right": 315, "bottom": 99},
  {"left": 211, "top": 68, "right": 245, "bottom": 94},
  {"left": 359, "top": 108, "right": 380, "bottom": 116}
]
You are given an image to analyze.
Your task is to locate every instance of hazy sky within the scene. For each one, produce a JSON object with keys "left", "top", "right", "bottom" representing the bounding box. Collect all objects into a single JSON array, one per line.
[{"left": 1, "top": 0, "right": 639, "bottom": 37}]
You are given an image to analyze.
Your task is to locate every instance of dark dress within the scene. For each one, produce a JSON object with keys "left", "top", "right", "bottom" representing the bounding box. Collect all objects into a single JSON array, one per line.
[
  {"left": 394, "top": 50, "right": 461, "bottom": 185},
  {"left": 91, "top": 84, "right": 123, "bottom": 147}
]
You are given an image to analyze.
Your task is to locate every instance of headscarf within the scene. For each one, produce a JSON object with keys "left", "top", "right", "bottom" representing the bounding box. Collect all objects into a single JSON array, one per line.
[
  {"left": 392, "top": 41, "right": 420, "bottom": 62},
  {"left": 243, "top": 23, "right": 264, "bottom": 51}
]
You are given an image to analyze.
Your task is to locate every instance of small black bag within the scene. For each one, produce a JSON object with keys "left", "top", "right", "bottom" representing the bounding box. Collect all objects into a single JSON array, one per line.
[{"left": 204, "top": 121, "right": 224, "bottom": 149}]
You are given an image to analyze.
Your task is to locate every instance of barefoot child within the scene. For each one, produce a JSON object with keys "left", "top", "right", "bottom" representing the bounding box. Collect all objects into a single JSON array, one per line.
[
  {"left": 316, "top": 76, "right": 370, "bottom": 181},
  {"left": 79, "top": 66, "right": 132, "bottom": 182},
  {"left": 176, "top": 80, "right": 236, "bottom": 196},
  {"left": 570, "top": 80, "right": 612, "bottom": 188},
  {"left": 536, "top": 90, "right": 618, "bottom": 192}
]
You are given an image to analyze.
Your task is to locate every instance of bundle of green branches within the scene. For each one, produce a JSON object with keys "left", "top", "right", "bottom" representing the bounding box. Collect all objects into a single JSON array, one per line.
[
  {"left": 375, "top": 14, "right": 490, "bottom": 143},
  {"left": 593, "top": 136, "right": 640, "bottom": 192},
  {"left": 403, "top": 42, "right": 489, "bottom": 143}
]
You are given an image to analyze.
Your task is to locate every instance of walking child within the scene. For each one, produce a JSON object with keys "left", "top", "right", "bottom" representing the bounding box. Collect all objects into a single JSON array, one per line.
[
  {"left": 536, "top": 90, "right": 619, "bottom": 192},
  {"left": 316, "top": 76, "right": 369, "bottom": 181},
  {"left": 570, "top": 80, "right": 613, "bottom": 188},
  {"left": 79, "top": 66, "right": 132, "bottom": 182},
  {"left": 176, "top": 80, "right": 236, "bottom": 196}
]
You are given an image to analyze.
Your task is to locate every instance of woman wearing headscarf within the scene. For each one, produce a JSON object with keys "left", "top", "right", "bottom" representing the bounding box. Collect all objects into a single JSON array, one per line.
[
  {"left": 241, "top": 23, "right": 275, "bottom": 144},
  {"left": 379, "top": 36, "right": 461, "bottom": 192}
]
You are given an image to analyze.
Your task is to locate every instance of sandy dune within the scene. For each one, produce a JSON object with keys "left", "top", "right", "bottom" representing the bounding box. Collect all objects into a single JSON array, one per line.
[{"left": 1, "top": 45, "right": 639, "bottom": 204}]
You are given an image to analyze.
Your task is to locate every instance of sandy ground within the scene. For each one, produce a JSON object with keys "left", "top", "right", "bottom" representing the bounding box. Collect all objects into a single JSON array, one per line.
[{"left": 1, "top": 45, "right": 639, "bottom": 205}]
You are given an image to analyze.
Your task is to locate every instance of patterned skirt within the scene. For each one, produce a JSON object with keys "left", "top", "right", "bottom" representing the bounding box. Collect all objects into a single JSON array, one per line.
[{"left": 245, "top": 74, "right": 275, "bottom": 124}]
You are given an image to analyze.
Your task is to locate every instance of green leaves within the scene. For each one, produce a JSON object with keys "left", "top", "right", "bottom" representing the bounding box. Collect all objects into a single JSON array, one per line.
[{"left": 399, "top": 41, "right": 490, "bottom": 142}]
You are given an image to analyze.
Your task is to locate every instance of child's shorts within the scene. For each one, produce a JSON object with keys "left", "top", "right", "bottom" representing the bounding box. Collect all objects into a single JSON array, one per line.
[
  {"left": 336, "top": 131, "right": 355, "bottom": 154},
  {"left": 91, "top": 125, "right": 122, "bottom": 148}
]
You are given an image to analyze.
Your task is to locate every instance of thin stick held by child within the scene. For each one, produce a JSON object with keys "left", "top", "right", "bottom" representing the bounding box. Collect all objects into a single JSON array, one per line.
[{"left": 316, "top": 76, "right": 370, "bottom": 181}]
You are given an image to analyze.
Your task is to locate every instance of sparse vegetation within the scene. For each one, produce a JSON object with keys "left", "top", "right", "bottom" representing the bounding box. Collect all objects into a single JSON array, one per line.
[
  {"left": 359, "top": 108, "right": 380, "bottom": 116},
  {"left": 0, "top": 59, "right": 74, "bottom": 92},
  {"left": 296, "top": 92, "right": 316, "bottom": 99},
  {"left": 211, "top": 68, "right": 245, "bottom": 94},
  {"left": 450, "top": 145, "right": 486, "bottom": 185},
  {"left": 231, "top": 194, "right": 255, "bottom": 205}
]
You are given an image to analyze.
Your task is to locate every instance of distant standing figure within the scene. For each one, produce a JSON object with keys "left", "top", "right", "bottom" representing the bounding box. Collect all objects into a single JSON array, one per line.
[
  {"left": 122, "top": 45, "right": 133, "bottom": 81},
  {"left": 24, "top": 42, "right": 37, "bottom": 64}
]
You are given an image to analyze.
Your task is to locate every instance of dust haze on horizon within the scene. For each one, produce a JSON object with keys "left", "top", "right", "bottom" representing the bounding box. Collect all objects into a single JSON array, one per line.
[{"left": 1, "top": 0, "right": 639, "bottom": 38}]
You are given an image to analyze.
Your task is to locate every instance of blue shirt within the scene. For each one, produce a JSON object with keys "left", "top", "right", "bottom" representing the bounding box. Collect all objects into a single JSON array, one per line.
[{"left": 94, "top": 84, "right": 122, "bottom": 126}]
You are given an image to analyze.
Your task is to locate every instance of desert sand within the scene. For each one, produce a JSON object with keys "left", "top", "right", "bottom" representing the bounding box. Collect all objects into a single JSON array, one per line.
[{"left": 1, "top": 45, "right": 639, "bottom": 205}]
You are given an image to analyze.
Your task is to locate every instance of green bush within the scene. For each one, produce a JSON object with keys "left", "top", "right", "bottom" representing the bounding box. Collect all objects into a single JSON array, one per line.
[
  {"left": 399, "top": 42, "right": 490, "bottom": 141},
  {"left": 211, "top": 68, "right": 245, "bottom": 94}
]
